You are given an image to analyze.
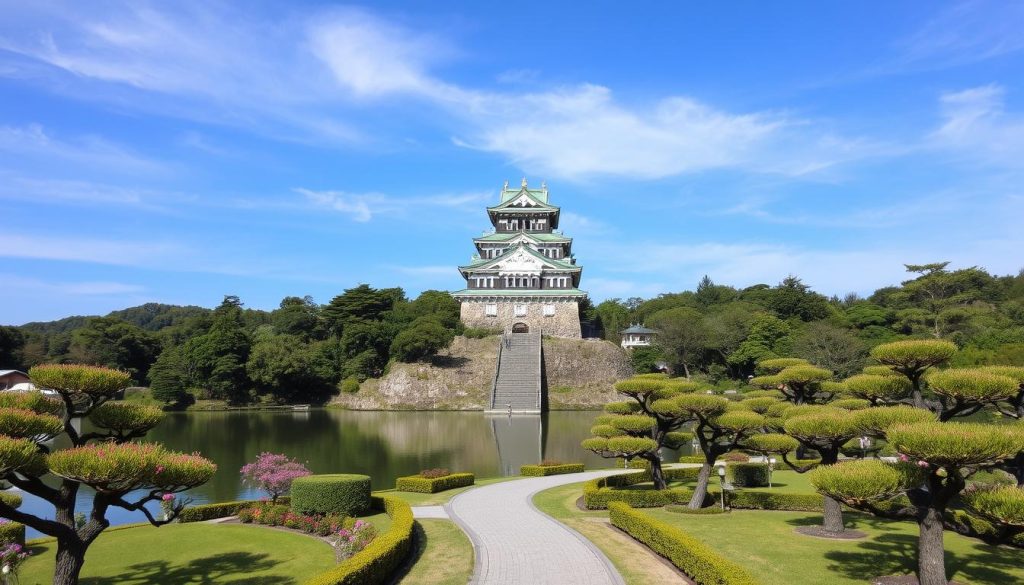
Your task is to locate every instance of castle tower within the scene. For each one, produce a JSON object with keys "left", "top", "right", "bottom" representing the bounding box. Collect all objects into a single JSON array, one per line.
[{"left": 453, "top": 179, "right": 586, "bottom": 338}]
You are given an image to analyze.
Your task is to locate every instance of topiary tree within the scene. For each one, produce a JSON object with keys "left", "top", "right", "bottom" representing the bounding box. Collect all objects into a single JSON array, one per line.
[
  {"left": 0, "top": 365, "right": 216, "bottom": 585},
  {"left": 868, "top": 340, "right": 956, "bottom": 409},
  {"left": 750, "top": 359, "right": 834, "bottom": 405},
  {"left": 581, "top": 377, "right": 699, "bottom": 489},
  {"left": 811, "top": 422, "right": 1024, "bottom": 585},
  {"left": 240, "top": 452, "right": 312, "bottom": 503},
  {"left": 982, "top": 366, "right": 1024, "bottom": 485}
]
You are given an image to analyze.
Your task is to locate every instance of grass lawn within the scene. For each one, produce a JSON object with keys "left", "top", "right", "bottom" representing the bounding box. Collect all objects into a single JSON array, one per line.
[
  {"left": 377, "top": 475, "right": 522, "bottom": 506},
  {"left": 643, "top": 508, "right": 1024, "bottom": 585},
  {"left": 19, "top": 523, "right": 336, "bottom": 585},
  {"left": 533, "top": 482, "right": 687, "bottom": 585},
  {"left": 394, "top": 519, "right": 473, "bottom": 585}
]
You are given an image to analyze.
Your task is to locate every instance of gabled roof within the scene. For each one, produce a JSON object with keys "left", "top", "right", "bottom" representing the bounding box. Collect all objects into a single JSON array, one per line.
[
  {"left": 620, "top": 325, "right": 658, "bottom": 335},
  {"left": 488, "top": 188, "right": 558, "bottom": 213},
  {"left": 500, "top": 185, "right": 549, "bottom": 204},
  {"left": 459, "top": 242, "right": 580, "bottom": 273},
  {"left": 473, "top": 231, "right": 571, "bottom": 244},
  {"left": 0, "top": 370, "right": 27, "bottom": 377}
]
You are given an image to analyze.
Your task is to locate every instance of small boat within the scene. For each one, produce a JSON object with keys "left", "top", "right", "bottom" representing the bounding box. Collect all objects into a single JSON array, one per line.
[{"left": 292, "top": 404, "right": 311, "bottom": 411}]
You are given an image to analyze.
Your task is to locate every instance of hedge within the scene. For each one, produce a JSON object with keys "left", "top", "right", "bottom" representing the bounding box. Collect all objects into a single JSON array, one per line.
[
  {"left": 292, "top": 474, "right": 371, "bottom": 517},
  {"left": 678, "top": 456, "right": 706, "bottom": 464},
  {"left": 583, "top": 469, "right": 699, "bottom": 509},
  {"left": 609, "top": 502, "right": 759, "bottom": 585},
  {"left": 0, "top": 522, "right": 24, "bottom": 546},
  {"left": 665, "top": 504, "right": 727, "bottom": 515},
  {"left": 177, "top": 497, "right": 293, "bottom": 523},
  {"left": 0, "top": 491, "right": 23, "bottom": 509},
  {"left": 727, "top": 463, "right": 770, "bottom": 488},
  {"left": 726, "top": 491, "right": 823, "bottom": 512},
  {"left": 521, "top": 464, "right": 585, "bottom": 476},
  {"left": 395, "top": 472, "right": 474, "bottom": 493},
  {"left": 615, "top": 458, "right": 652, "bottom": 469},
  {"left": 305, "top": 495, "right": 414, "bottom": 585}
]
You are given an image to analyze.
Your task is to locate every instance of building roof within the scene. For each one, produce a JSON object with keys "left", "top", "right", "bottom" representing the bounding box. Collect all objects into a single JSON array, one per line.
[
  {"left": 459, "top": 242, "right": 580, "bottom": 273},
  {"left": 452, "top": 288, "right": 587, "bottom": 298},
  {"left": 499, "top": 181, "right": 550, "bottom": 204},
  {"left": 473, "top": 231, "right": 571, "bottom": 244},
  {"left": 0, "top": 370, "right": 27, "bottom": 377},
  {"left": 620, "top": 325, "right": 658, "bottom": 335}
]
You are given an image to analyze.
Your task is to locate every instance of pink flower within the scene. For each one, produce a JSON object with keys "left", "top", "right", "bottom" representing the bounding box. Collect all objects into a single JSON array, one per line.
[
  {"left": 917, "top": 460, "right": 929, "bottom": 468},
  {"left": 161, "top": 493, "right": 175, "bottom": 502}
]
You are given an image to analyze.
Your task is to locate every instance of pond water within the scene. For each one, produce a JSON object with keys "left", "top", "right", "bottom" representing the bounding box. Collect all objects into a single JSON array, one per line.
[{"left": 14, "top": 410, "right": 691, "bottom": 536}]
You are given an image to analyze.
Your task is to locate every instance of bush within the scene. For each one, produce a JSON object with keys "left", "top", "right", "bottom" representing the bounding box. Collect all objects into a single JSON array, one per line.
[
  {"left": 292, "top": 474, "right": 371, "bottom": 517},
  {"left": 728, "top": 491, "right": 823, "bottom": 511},
  {"left": 177, "top": 498, "right": 290, "bottom": 523},
  {"left": 727, "top": 463, "right": 770, "bottom": 488},
  {"left": 720, "top": 452, "right": 750, "bottom": 463},
  {"left": 664, "top": 504, "right": 727, "bottom": 515},
  {"left": 340, "top": 378, "right": 361, "bottom": 394},
  {"left": 395, "top": 472, "right": 474, "bottom": 493},
  {"left": 0, "top": 491, "right": 22, "bottom": 509},
  {"left": 582, "top": 470, "right": 698, "bottom": 509},
  {"left": 521, "top": 464, "right": 584, "bottom": 476},
  {"left": 305, "top": 495, "right": 414, "bottom": 585},
  {"left": 615, "top": 458, "right": 652, "bottom": 469},
  {"left": 609, "top": 502, "right": 758, "bottom": 585},
  {"left": 678, "top": 456, "right": 706, "bottom": 464},
  {"left": 462, "top": 327, "right": 501, "bottom": 339},
  {"left": 419, "top": 468, "right": 450, "bottom": 479},
  {"left": 0, "top": 521, "right": 25, "bottom": 546}
]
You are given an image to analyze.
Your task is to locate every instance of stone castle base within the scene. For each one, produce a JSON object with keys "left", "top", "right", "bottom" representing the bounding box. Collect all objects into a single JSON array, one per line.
[{"left": 459, "top": 299, "right": 581, "bottom": 338}]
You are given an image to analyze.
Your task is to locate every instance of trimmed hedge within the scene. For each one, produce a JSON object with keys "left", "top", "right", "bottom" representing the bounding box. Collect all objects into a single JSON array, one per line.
[
  {"left": 615, "top": 458, "right": 652, "bottom": 469},
  {"left": 305, "top": 495, "right": 414, "bottom": 585},
  {"left": 665, "top": 504, "right": 727, "bottom": 515},
  {"left": 292, "top": 474, "right": 371, "bottom": 517},
  {"left": 609, "top": 502, "right": 759, "bottom": 585},
  {"left": 678, "top": 456, "right": 706, "bottom": 464},
  {"left": 583, "top": 470, "right": 699, "bottom": 509},
  {"left": 0, "top": 521, "right": 25, "bottom": 546},
  {"left": 727, "top": 491, "right": 823, "bottom": 512},
  {"left": 727, "top": 463, "right": 770, "bottom": 488},
  {"left": 177, "top": 497, "right": 293, "bottom": 523},
  {"left": 521, "top": 463, "right": 585, "bottom": 476},
  {"left": 395, "top": 472, "right": 474, "bottom": 493}
]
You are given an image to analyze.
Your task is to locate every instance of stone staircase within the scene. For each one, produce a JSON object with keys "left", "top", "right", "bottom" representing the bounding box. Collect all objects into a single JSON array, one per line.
[{"left": 487, "top": 331, "right": 542, "bottom": 413}]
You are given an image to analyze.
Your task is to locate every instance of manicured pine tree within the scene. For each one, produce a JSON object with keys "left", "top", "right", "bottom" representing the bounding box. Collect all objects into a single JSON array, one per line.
[
  {"left": 985, "top": 366, "right": 1024, "bottom": 485},
  {"left": 0, "top": 365, "right": 217, "bottom": 585},
  {"left": 868, "top": 339, "right": 957, "bottom": 409},
  {"left": 812, "top": 420, "right": 1024, "bottom": 585},
  {"left": 581, "top": 376, "right": 702, "bottom": 490}
]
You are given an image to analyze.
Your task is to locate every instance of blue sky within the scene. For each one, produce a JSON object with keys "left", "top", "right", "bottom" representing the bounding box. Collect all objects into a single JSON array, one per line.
[{"left": 1, "top": 1, "right": 1023, "bottom": 324}]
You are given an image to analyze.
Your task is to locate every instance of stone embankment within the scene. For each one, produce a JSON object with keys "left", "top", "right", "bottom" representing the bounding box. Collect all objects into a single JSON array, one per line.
[{"left": 331, "top": 335, "right": 631, "bottom": 410}]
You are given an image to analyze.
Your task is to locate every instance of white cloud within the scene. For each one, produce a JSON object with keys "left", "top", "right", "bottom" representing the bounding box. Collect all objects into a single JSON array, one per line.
[
  {"left": 929, "top": 85, "right": 1024, "bottom": 168},
  {"left": 894, "top": 1, "right": 1024, "bottom": 70},
  {"left": 0, "top": 274, "right": 145, "bottom": 297},
  {"left": 0, "top": 233, "right": 184, "bottom": 266},
  {"left": 297, "top": 187, "right": 491, "bottom": 222},
  {"left": 0, "top": 124, "right": 164, "bottom": 173}
]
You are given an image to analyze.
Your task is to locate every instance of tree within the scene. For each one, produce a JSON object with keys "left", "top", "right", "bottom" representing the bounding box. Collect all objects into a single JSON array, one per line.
[
  {"left": 322, "top": 285, "right": 404, "bottom": 335},
  {"left": 629, "top": 346, "right": 663, "bottom": 374},
  {"left": 582, "top": 377, "right": 699, "bottom": 489},
  {"left": 240, "top": 452, "right": 311, "bottom": 503},
  {"left": 869, "top": 339, "right": 956, "bottom": 409},
  {"left": 812, "top": 421, "right": 1024, "bottom": 585},
  {"left": 792, "top": 321, "right": 868, "bottom": 378},
  {"left": 0, "top": 326, "right": 25, "bottom": 369},
  {"left": 727, "top": 315, "right": 792, "bottom": 376},
  {"left": 389, "top": 318, "right": 455, "bottom": 363},
  {"left": 594, "top": 300, "right": 631, "bottom": 343},
  {"left": 272, "top": 296, "right": 323, "bottom": 339},
  {"left": 245, "top": 330, "right": 337, "bottom": 404},
  {"left": 181, "top": 296, "right": 252, "bottom": 403},
  {"left": 148, "top": 346, "right": 189, "bottom": 405},
  {"left": 750, "top": 359, "right": 834, "bottom": 405},
  {"left": 648, "top": 307, "right": 709, "bottom": 378},
  {"left": 0, "top": 365, "right": 216, "bottom": 584},
  {"left": 68, "top": 317, "right": 161, "bottom": 383}
]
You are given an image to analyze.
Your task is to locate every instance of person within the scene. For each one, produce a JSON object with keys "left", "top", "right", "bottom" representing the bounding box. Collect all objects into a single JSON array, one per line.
[{"left": 507, "top": 402, "right": 512, "bottom": 416}]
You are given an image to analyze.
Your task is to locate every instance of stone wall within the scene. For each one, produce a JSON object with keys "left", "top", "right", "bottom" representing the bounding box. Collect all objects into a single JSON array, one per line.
[{"left": 460, "top": 299, "right": 581, "bottom": 338}]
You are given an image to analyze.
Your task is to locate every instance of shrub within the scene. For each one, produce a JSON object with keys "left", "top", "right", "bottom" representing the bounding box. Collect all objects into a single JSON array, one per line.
[
  {"left": 521, "top": 464, "right": 584, "bottom": 476},
  {"left": 609, "top": 503, "right": 758, "bottom": 585},
  {"left": 0, "top": 521, "right": 25, "bottom": 546},
  {"left": 664, "top": 504, "right": 727, "bottom": 515},
  {"left": 177, "top": 498, "right": 291, "bottom": 522},
  {"left": 678, "top": 456, "right": 706, "bottom": 464},
  {"left": 419, "top": 468, "right": 450, "bottom": 479},
  {"left": 539, "top": 459, "right": 564, "bottom": 467},
  {"left": 292, "top": 474, "right": 372, "bottom": 517},
  {"left": 728, "top": 491, "right": 823, "bottom": 511},
  {"left": 241, "top": 452, "right": 312, "bottom": 502},
  {"left": 462, "top": 327, "right": 501, "bottom": 339},
  {"left": 582, "top": 469, "right": 699, "bottom": 509},
  {"left": 305, "top": 495, "right": 414, "bottom": 585},
  {"left": 340, "top": 378, "right": 361, "bottom": 394},
  {"left": 0, "top": 491, "right": 22, "bottom": 509},
  {"left": 727, "top": 463, "right": 769, "bottom": 488},
  {"left": 615, "top": 458, "right": 652, "bottom": 469},
  {"left": 395, "top": 472, "right": 474, "bottom": 493},
  {"left": 720, "top": 452, "right": 749, "bottom": 463}
]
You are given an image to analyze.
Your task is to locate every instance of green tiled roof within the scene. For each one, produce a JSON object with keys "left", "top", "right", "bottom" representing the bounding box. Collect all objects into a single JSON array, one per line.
[
  {"left": 458, "top": 242, "right": 581, "bottom": 272},
  {"left": 489, "top": 188, "right": 558, "bottom": 213},
  {"left": 473, "top": 232, "right": 571, "bottom": 243},
  {"left": 499, "top": 186, "right": 549, "bottom": 204},
  {"left": 452, "top": 288, "right": 587, "bottom": 297}
]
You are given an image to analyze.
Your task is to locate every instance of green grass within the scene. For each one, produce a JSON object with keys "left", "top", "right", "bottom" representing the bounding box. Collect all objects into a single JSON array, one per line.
[
  {"left": 642, "top": 508, "right": 1024, "bottom": 585},
  {"left": 19, "top": 523, "right": 336, "bottom": 584},
  {"left": 377, "top": 475, "right": 522, "bottom": 506},
  {"left": 394, "top": 519, "right": 473, "bottom": 585},
  {"left": 628, "top": 468, "right": 817, "bottom": 496}
]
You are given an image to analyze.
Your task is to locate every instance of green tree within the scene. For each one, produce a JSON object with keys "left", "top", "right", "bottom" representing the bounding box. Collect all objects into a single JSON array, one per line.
[
  {"left": 245, "top": 330, "right": 336, "bottom": 403},
  {"left": 68, "top": 317, "right": 161, "bottom": 383},
  {"left": 181, "top": 296, "right": 252, "bottom": 403},
  {"left": 869, "top": 339, "right": 957, "bottom": 409},
  {"left": 0, "top": 326, "right": 25, "bottom": 369},
  {"left": 727, "top": 314, "right": 792, "bottom": 376},
  {"left": 594, "top": 299, "right": 631, "bottom": 343},
  {"left": 390, "top": 318, "right": 456, "bottom": 362},
  {"left": 792, "top": 321, "right": 868, "bottom": 378},
  {"left": 148, "top": 346, "right": 188, "bottom": 404},
  {"left": 271, "top": 296, "right": 323, "bottom": 339},
  {"left": 322, "top": 285, "right": 404, "bottom": 334},
  {"left": 0, "top": 365, "right": 216, "bottom": 585},
  {"left": 648, "top": 307, "right": 709, "bottom": 378}
]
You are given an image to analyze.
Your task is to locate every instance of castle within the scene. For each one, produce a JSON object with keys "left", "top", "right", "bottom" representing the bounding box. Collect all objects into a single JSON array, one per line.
[{"left": 453, "top": 179, "right": 586, "bottom": 338}]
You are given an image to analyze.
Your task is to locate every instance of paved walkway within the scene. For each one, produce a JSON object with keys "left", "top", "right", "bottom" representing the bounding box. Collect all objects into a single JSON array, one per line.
[
  {"left": 411, "top": 505, "right": 449, "bottom": 519},
  {"left": 445, "top": 470, "right": 625, "bottom": 585}
]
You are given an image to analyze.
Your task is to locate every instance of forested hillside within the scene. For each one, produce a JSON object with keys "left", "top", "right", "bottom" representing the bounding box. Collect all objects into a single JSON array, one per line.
[{"left": 1, "top": 262, "right": 1021, "bottom": 405}]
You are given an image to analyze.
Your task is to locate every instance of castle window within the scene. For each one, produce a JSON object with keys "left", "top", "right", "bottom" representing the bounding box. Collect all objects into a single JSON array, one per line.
[
  {"left": 514, "top": 304, "right": 527, "bottom": 317},
  {"left": 485, "top": 304, "right": 498, "bottom": 317},
  {"left": 543, "top": 304, "right": 555, "bottom": 316}
]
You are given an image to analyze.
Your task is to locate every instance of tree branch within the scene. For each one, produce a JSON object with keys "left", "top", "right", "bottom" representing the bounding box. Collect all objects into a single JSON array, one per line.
[
  {"left": 0, "top": 499, "right": 74, "bottom": 539},
  {"left": 5, "top": 473, "right": 61, "bottom": 504}
]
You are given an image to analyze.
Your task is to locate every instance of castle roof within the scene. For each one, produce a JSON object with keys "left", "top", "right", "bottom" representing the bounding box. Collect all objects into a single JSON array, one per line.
[
  {"left": 487, "top": 187, "right": 558, "bottom": 214},
  {"left": 452, "top": 288, "right": 586, "bottom": 298},
  {"left": 473, "top": 231, "right": 571, "bottom": 244},
  {"left": 458, "top": 242, "right": 580, "bottom": 274}
]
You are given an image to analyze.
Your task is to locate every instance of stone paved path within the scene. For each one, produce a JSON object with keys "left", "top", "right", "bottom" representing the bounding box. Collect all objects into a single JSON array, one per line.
[
  {"left": 445, "top": 471, "right": 625, "bottom": 585},
  {"left": 411, "top": 505, "right": 449, "bottom": 519}
]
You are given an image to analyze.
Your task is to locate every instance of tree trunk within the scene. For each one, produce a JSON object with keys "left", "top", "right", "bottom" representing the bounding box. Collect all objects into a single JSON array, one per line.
[
  {"left": 682, "top": 361, "right": 691, "bottom": 379},
  {"left": 822, "top": 496, "right": 845, "bottom": 533},
  {"left": 650, "top": 458, "right": 667, "bottom": 490},
  {"left": 917, "top": 506, "right": 948, "bottom": 585},
  {"left": 910, "top": 375, "right": 926, "bottom": 410},
  {"left": 688, "top": 463, "right": 712, "bottom": 509},
  {"left": 53, "top": 538, "right": 86, "bottom": 585}
]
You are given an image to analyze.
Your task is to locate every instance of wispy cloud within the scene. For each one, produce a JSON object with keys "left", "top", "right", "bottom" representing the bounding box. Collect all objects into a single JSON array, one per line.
[
  {"left": 892, "top": 1, "right": 1024, "bottom": 71},
  {"left": 298, "top": 187, "right": 491, "bottom": 222},
  {"left": 928, "top": 84, "right": 1024, "bottom": 169},
  {"left": 0, "top": 233, "right": 185, "bottom": 266},
  {"left": 0, "top": 124, "right": 165, "bottom": 173}
]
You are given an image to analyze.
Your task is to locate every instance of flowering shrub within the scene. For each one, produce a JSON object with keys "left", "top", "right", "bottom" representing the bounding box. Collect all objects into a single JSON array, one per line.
[
  {"left": 419, "top": 468, "right": 450, "bottom": 479},
  {"left": 0, "top": 542, "right": 30, "bottom": 579},
  {"left": 331, "top": 519, "right": 378, "bottom": 560},
  {"left": 240, "top": 453, "right": 312, "bottom": 502},
  {"left": 539, "top": 459, "right": 564, "bottom": 467},
  {"left": 238, "top": 501, "right": 347, "bottom": 536}
]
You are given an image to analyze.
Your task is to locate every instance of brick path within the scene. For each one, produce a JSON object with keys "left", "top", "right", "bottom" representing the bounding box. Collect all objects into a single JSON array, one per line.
[{"left": 445, "top": 471, "right": 625, "bottom": 585}]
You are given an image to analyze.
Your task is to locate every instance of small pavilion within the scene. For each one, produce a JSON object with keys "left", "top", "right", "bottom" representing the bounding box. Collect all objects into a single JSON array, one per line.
[{"left": 619, "top": 324, "right": 657, "bottom": 349}]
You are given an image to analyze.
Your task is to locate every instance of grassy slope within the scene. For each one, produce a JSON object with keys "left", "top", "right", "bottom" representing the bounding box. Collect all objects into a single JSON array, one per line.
[
  {"left": 533, "top": 482, "right": 687, "bottom": 585},
  {"left": 19, "top": 523, "right": 335, "bottom": 585},
  {"left": 395, "top": 519, "right": 474, "bottom": 585},
  {"left": 644, "top": 508, "right": 1024, "bottom": 585}
]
